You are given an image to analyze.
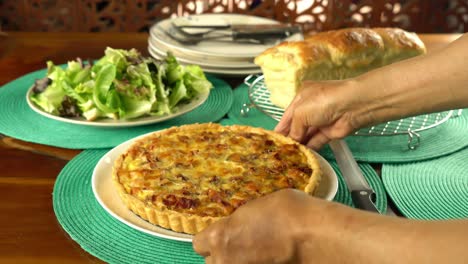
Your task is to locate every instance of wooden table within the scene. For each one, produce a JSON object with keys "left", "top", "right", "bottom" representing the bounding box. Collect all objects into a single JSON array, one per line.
[{"left": 0, "top": 32, "right": 462, "bottom": 263}]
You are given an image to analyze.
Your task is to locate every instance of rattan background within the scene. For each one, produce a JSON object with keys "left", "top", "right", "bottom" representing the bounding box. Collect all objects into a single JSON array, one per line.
[{"left": 1, "top": 0, "right": 467, "bottom": 33}]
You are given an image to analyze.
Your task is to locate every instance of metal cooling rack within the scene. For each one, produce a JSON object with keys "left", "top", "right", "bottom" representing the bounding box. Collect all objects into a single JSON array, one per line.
[{"left": 241, "top": 75, "right": 457, "bottom": 150}]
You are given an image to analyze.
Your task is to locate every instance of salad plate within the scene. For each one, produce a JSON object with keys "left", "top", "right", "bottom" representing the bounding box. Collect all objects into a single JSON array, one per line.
[
  {"left": 91, "top": 131, "right": 338, "bottom": 242},
  {"left": 26, "top": 87, "right": 209, "bottom": 127},
  {"left": 26, "top": 47, "right": 213, "bottom": 128}
]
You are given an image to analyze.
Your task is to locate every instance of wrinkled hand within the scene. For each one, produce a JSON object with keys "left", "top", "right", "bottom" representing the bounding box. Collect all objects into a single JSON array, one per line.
[
  {"left": 275, "top": 80, "right": 365, "bottom": 150},
  {"left": 192, "top": 189, "right": 341, "bottom": 264}
]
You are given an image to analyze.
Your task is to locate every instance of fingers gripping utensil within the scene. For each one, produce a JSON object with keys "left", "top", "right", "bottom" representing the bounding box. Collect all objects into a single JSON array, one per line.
[{"left": 329, "top": 140, "right": 379, "bottom": 213}]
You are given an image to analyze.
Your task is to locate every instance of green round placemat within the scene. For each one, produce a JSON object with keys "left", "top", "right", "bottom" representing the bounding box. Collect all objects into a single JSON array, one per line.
[
  {"left": 54, "top": 147, "right": 386, "bottom": 263},
  {"left": 219, "top": 118, "right": 387, "bottom": 212},
  {"left": 319, "top": 110, "right": 468, "bottom": 163},
  {"left": 229, "top": 84, "right": 468, "bottom": 163},
  {"left": 0, "top": 70, "right": 233, "bottom": 149},
  {"left": 382, "top": 146, "right": 468, "bottom": 220},
  {"left": 53, "top": 149, "right": 204, "bottom": 264}
]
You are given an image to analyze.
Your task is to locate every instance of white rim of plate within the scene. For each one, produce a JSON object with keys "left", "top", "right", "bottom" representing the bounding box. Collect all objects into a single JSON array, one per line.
[
  {"left": 91, "top": 129, "right": 338, "bottom": 242},
  {"left": 148, "top": 38, "right": 259, "bottom": 69},
  {"left": 148, "top": 47, "right": 262, "bottom": 76},
  {"left": 26, "top": 86, "right": 210, "bottom": 128},
  {"left": 149, "top": 13, "right": 303, "bottom": 59}
]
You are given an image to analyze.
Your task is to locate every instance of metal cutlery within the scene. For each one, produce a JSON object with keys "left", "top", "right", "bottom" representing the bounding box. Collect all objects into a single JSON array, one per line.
[
  {"left": 174, "top": 23, "right": 302, "bottom": 33},
  {"left": 164, "top": 23, "right": 302, "bottom": 45},
  {"left": 329, "top": 140, "right": 379, "bottom": 213}
]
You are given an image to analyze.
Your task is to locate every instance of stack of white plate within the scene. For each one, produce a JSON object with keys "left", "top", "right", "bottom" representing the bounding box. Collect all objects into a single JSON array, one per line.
[{"left": 148, "top": 14, "right": 303, "bottom": 76}]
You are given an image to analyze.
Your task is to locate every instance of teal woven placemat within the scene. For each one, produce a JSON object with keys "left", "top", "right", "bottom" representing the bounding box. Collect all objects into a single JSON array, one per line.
[
  {"left": 53, "top": 146, "right": 386, "bottom": 263},
  {"left": 229, "top": 84, "right": 468, "bottom": 163},
  {"left": 319, "top": 110, "right": 468, "bottom": 163},
  {"left": 53, "top": 149, "right": 203, "bottom": 264},
  {"left": 382, "top": 146, "right": 468, "bottom": 220},
  {"left": 0, "top": 70, "right": 233, "bottom": 149}
]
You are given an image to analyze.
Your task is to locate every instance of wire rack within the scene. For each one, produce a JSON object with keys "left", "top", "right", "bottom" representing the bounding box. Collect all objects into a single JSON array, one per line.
[{"left": 241, "top": 75, "right": 457, "bottom": 150}]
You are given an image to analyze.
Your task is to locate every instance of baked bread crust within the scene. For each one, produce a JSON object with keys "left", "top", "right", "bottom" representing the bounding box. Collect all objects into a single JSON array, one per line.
[
  {"left": 254, "top": 27, "right": 426, "bottom": 108},
  {"left": 113, "top": 123, "right": 322, "bottom": 234}
]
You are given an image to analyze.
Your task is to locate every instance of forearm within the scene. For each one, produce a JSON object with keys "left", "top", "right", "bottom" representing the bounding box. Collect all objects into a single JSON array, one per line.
[
  {"left": 350, "top": 33, "right": 468, "bottom": 127},
  {"left": 353, "top": 217, "right": 468, "bottom": 263},
  {"left": 298, "top": 202, "right": 468, "bottom": 263}
]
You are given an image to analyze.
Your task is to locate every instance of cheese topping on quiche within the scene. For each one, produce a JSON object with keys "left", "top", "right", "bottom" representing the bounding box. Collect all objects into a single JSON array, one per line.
[{"left": 113, "top": 123, "right": 322, "bottom": 234}]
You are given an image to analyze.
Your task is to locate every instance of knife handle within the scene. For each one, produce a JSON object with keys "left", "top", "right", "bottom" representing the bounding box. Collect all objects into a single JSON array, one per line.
[
  {"left": 351, "top": 190, "right": 379, "bottom": 213},
  {"left": 232, "top": 24, "right": 302, "bottom": 32},
  {"left": 232, "top": 25, "right": 302, "bottom": 41},
  {"left": 232, "top": 30, "right": 290, "bottom": 42}
]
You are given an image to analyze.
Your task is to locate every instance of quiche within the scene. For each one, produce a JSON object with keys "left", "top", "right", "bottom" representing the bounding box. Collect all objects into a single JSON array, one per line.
[{"left": 112, "top": 123, "right": 322, "bottom": 234}]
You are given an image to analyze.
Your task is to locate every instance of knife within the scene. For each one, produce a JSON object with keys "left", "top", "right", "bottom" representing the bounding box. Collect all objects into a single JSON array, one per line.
[{"left": 329, "top": 140, "right": 379, "bottom": 213}]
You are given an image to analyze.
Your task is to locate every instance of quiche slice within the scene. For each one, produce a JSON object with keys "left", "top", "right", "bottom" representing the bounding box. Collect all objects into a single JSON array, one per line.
[{"left": 112, "top": 123, "right": 322, "bottom": 234}]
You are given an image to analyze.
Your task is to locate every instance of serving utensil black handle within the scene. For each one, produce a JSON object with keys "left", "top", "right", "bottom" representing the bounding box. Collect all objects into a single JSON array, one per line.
[
  {"left": 232, "top": 25, "right": 301, "bottom": 41},
  {"left": 232, "top": 31, "right": 290, "bottom": 42},
  {"left": 351, "top": 189, "right": 379, "bottom": 212}
]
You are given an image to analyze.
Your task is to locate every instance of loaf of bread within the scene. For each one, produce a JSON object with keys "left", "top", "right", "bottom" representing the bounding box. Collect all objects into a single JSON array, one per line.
[{"left": 254, "top": 27, "right": 426, "bottom": 109}]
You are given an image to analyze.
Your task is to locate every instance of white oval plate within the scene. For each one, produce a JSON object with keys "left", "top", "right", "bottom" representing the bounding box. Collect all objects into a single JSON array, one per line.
[
  {"left": 148, "top": 38, "right": 259, "bottom": 69},
  {"left": 149, "top": 14, "right": 303, "bottom": 60},
  {"left": 148, "top": 48, "right": 261, "bottom": 76},
  {"left": 148, "top": 47, "right": 262, "bottom": 76},
  {"left": 26, "top": 87, "right": 209, "bottom": 127},
  {"left": 92, "top": 131, "right": 338, "bottom": 242}
]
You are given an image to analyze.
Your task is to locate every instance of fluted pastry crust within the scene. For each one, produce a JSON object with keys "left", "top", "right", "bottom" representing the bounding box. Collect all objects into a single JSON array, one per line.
[{"left": 113, "top": 123, "right": 322, "bottom": 234}]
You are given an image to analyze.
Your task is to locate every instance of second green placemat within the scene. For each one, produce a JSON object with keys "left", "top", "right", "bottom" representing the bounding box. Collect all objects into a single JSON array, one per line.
[
  {"left": 229, "top": 84, "right": 468, "bottom": 163},
  {"left": 0, "top": 70, "right": 233, "bottom": 149},
  {"left": 382, "top": 146, "right": 468, "bottom": 220}
]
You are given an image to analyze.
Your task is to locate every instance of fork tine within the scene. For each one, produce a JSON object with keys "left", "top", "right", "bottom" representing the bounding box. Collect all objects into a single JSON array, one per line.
[{"left": 169, "top": 23, "right": 202, "bottom": 38}]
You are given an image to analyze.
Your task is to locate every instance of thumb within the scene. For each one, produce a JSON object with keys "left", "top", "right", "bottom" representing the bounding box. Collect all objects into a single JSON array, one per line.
[{"left": 193, "top": 218, "right": 229, "bottom": 257}]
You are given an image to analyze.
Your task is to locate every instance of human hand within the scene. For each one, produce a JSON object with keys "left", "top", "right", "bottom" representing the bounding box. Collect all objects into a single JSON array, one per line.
[
  {"left": 193, "top": 188, "right": 468, "bottom": 264},
  {"left": 275, "top": 80, "right": 368, "bottom": 150},
  {"left": 192, "top": 189, "right": 344, "bottom": 264}
]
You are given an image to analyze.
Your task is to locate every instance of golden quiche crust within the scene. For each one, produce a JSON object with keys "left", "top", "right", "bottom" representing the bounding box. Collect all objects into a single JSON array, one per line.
[{"left": 112, "top": 123, "right": 322, "bottom": 234}]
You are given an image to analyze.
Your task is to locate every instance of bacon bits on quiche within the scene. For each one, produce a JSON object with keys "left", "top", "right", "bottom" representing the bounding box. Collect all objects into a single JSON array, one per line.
[{"left": 112, "top": 123, "right": 322, "bottom": 234}]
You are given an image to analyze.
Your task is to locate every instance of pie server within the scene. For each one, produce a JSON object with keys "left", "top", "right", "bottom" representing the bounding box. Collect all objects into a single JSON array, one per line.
[{"left": 329, "top": 140, "right": 379, "bottom": 213}]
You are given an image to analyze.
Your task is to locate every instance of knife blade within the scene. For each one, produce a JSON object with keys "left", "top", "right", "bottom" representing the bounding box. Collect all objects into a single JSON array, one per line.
[
  {"left": 175, "top": 23, "right": 302, "bottom": 34},
  {"left": 329, "top": 140, "right": 379, "bottom": 213}
]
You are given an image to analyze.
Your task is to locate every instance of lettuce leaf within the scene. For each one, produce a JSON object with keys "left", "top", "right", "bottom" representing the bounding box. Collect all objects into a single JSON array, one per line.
[{"left": 29, "top": 48, "right": 213, "bottom": 121}]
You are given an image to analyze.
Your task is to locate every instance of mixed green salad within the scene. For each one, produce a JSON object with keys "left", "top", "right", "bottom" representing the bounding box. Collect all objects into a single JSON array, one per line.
[{"left": 30, "top": 47, "right": 213, "bottom": 121}]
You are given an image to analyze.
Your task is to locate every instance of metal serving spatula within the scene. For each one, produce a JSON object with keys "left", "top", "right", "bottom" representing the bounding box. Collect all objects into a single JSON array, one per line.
[{"left": 329, "top": 140, "right": 379, "bottom": 213}]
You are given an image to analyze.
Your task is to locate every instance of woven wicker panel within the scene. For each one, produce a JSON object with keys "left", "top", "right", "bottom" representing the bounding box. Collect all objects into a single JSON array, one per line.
[
  {"left": 431, "top": 0, "right": 468, "bottom": 32},
  {"left": 77, "top": 0, "right": 126, "bottom": 32},
  {"left": 329, "top": 0, "right": 427, "bottom": 30},
  {"left": 0, "top": 0, "right": 466, "bottom": 33},
  {"left": 0, "top": 1, "right": 21, "bottom": 31}
]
